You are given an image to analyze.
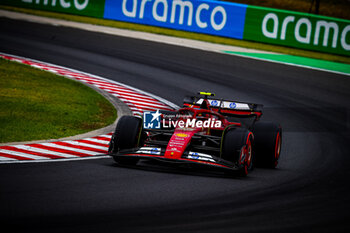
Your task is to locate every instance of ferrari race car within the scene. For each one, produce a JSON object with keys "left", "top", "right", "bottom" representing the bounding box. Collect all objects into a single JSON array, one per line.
[{"left": 108, "top": 92, "right": 282, "bottom": 176}]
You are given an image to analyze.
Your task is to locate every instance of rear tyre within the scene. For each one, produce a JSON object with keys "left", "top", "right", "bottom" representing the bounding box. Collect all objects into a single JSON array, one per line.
[
  {"left": 108, "top": 116, "right": 143, "bottom": 165},
  {"left": 221, "top": 128, "right": 254, "bottom": 177},
  {"left": 252, "top": 122, "right": 282, "bottom": 168}
]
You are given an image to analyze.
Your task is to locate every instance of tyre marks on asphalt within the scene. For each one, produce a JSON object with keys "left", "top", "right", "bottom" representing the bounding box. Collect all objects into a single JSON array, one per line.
[{"left": 0, "top": 53, "right": 175, "bottom": 163}]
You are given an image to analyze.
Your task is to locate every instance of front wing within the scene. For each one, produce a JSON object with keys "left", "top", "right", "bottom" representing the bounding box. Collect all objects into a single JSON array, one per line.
[{"left": 110, "top": 147, "right": 240, "bottom": 171}]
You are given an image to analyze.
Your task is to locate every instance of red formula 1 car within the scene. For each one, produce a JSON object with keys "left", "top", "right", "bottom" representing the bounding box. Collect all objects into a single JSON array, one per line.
[{"left": 108, "top": 92, "right": 282, "bottom": 176}]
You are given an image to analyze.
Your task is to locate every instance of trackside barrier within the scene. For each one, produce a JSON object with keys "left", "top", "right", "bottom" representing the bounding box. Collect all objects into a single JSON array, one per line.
[
  {"left": 103, "top": 0, "right": 247, "bottom": 39},
  {"left": 244, "top": 6, "right": 350, "bottom": 56},
  {"left": 0, "top": 0, "right": 106, "bottom": 18},
  {"left": 1, "top": 0, "right": 349, "bottom": 56}
]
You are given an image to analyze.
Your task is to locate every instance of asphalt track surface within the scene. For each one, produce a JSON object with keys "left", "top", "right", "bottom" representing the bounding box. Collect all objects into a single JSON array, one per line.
[{"left": 1, "top": 18, "right": 350, "bottom": 233}]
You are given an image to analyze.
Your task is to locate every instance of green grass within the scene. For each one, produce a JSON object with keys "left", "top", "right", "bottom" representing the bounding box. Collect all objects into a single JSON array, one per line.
[
  {"left": 0, "top": 58, "right": 117, "bottom": 143},
  {"left": 1, "top": 5, "right": 349, "bottom": 65}
]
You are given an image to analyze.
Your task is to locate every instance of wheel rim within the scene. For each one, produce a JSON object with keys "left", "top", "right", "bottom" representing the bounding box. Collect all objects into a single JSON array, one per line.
[{"left": 239, "top": 141, "right": 252, "bottom": 176}]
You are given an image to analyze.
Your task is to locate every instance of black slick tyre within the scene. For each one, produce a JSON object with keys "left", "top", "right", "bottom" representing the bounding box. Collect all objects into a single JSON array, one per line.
[
  {"left": 108, "top": 116, "right": 143, "bottom": 165},
  {"left": 252, "top": 122, "right": 282, "bottom": 168},
  {"left": 221, "top": 128, "right": 254, "bottom": 177}
]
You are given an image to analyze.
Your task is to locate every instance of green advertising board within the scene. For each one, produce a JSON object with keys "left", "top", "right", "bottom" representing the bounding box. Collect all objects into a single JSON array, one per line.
[
  {"left": 1, "top": 1, "right": 349, "bottom": 56},
  {"left": 244, "top": 6, "right": 350, "bottom": 56},
  {"left": 1, "top": 0, "right": 105, "bottom": 18}
]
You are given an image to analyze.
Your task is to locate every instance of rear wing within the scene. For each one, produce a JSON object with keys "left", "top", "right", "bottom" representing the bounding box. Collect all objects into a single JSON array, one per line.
[{"left": 183, "top": 95, "right": 263, "bottom": 119}]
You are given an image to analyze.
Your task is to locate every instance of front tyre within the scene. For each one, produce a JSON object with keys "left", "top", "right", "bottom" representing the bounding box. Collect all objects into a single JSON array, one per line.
[
  {"left": 221, "top": 128, "right": 254, "bottom": 177},
  {"left": 108, "top": 116, "right": 143, "bottom": 165}
]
